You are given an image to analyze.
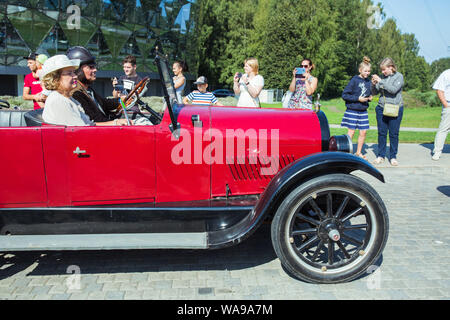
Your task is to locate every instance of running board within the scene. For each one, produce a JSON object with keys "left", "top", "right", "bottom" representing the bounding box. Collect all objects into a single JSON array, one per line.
[{"left": 0, "top": 233, "right": 208, "bottom": 251}]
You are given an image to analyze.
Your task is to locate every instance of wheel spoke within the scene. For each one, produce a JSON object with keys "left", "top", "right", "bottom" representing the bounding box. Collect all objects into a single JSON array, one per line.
[
  {"left": 308, "top": 198, "right": 326, "bottom": 220},
  {"left": 311, "top": 240, "right": 324, "bottom": 262},
  {"left": 342, "top": 223, "right": 368, "bottom": 230},
  {"left": 341, "top": 233, "right": 363, "bottom": 247},
  {"left": 297, "top": 235, "right": 320, "bottom": 252},
  {"left": 295, "top": 213, "right": 320, "bottom": 226},
  {"left": 327, "top": 240, "right": 335, "bottom": 265},
  {"left": 334, "top": 195, "right": 349, "bottom": 219},
  {"left": 336, "top": 240, "right": 351, "bottom": 259},
  {"left": 341, "top": 206, "right": 364, "bottom": 223},
  {"left": 326, "top": 193, "right": 333, "bottom": 218},
  {"left": 292, "top": 228, "right": 317, "bottom": 236}
]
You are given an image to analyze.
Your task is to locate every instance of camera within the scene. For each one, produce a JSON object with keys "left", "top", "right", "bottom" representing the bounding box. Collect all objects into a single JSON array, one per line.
[
  {"left": 295, "top": 68, "right": 306, "bottom": 75},
  {"left": 236, "top": 72, "right": 242, "bottom": 79}
]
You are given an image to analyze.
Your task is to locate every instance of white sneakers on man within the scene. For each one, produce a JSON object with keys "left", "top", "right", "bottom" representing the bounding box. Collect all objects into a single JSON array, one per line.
[{"left": 432, "top": 152, "right": 441, "bottom": 161}]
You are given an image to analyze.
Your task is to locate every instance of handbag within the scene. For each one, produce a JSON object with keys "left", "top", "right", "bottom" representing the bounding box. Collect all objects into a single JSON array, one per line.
[
  {"left": 382, "top": 90, "right": 400, "bottom": 117},
  {"left": 282, "top": 90, "right": 292, "bottom": 108},
  {"left": 383, "top": 103, "right": 400, "bottom": 117}
]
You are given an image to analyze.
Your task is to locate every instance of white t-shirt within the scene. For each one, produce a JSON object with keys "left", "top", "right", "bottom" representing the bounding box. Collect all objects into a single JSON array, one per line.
[
  {"left": 43, "top": 91, "right": 95, "bottom": 126},
  {"left": 433, "top": 69, "right": 450, "bottom": 102},
  {"left": 237, "top": 74, "right": 264, "bottom": 108}
]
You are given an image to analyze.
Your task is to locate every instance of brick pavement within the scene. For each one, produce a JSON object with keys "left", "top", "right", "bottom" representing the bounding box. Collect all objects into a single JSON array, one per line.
[{"left": 0, "top": 144, "right": 449, "bottom": 300}]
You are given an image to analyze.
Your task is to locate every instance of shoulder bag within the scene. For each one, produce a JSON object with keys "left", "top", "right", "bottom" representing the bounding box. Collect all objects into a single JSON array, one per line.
[{"left": 382, "top": 89, "right": 400, "bottom": 117}]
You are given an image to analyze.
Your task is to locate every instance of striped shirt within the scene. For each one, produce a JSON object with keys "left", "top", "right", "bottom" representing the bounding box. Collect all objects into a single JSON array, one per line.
[{"left": 186, "top": 91, "right": 218, "bottom": 106}]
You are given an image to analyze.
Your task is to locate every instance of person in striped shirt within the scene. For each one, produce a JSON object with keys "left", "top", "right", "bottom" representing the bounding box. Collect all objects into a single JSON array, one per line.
[{"left": 183, "top": 76, "right": 223, "bottom": 106}]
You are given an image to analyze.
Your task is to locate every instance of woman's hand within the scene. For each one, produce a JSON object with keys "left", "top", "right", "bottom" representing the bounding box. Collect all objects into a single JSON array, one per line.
[
  {"left": 35, "top": 93, "right": 47, "bottom": 102},
  {"left": 358, "top": 96, "right": 369, "bottom": 103},
  {"left": 115, "top": 118, "right": 132, "bottom": 126},
  {"left": 241, "top": 73, "right": 249, "bottom": 85},
  {"left": 303, "top": 68, "right": 311, "bottom": 79},
  {"left": 372, "top": 74, "right": 381, "bottom": 84},
  {"left": 233, "top": 72, "right": 240, "bottom": 83}
]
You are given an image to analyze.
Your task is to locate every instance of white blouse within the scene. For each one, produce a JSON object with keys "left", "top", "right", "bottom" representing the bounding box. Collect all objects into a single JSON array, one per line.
[
  {"left": 237, "top": 74, "right": 264, "bottom": 108},
  {"left": 43, "top": 91, "right": 95, "bottom": 126}
]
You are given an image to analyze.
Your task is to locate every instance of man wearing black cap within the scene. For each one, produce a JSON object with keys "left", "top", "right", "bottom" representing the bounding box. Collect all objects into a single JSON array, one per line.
[
  {"left": 23, "top": 52, "right": 46, "bottom": 109},
  {"left": 66, "top": 46, "right": 123, "bottom": 122}
]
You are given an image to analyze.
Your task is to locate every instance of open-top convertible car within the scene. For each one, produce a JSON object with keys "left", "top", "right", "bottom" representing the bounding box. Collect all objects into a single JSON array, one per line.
[{"left": 0, "top": 52, "right": 388, "bottom": 283}]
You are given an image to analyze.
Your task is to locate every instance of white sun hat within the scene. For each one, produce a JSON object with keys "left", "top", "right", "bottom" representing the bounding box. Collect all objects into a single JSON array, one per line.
[{"left": 41, "top": 55, "right": 80, "bottom": 78}]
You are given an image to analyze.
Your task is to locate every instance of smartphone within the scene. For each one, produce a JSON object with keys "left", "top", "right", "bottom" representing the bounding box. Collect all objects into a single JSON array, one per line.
[{"left": 296, "top": 68, "right": 306, "bottom": 75}]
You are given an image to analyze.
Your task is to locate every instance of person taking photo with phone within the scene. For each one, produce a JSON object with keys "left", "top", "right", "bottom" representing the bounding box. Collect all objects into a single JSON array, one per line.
[
  {"left": 233, "top": 58, "right": 264, "bottom": 108},
  {"left": 287, "top": 59, "right": 318, "bottom": 110}
]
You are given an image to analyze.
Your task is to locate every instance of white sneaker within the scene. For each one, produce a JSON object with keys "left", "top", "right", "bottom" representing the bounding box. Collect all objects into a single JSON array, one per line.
[{"left": 432, "top": 152, "right": 441, "bottom": 161}]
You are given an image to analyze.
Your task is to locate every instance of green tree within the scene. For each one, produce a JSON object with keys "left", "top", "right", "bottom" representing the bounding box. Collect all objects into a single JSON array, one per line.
[
  {"left": 430, "top": 57, "right": 450, "bottom": 84},
  {"left": 194, "top": 0, "right": 232, "bottom": 87},
  {"left": 255, "top": 0, "right": 348, "bottom": 98},
  {"left": 401, "top": 33, "right": 431, "bottom": 91},
  {"left": 192, "top": 0, "right": 433, "bottom": 98}
]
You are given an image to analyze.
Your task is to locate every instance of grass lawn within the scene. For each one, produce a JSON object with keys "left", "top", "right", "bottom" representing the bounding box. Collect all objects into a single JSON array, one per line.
[
  {"left": 329, "top": 127, "right": 448, "bottom": 144},
  {"left": 260, "top": 94, "right": 449, "bottom": 144},
  {"left": 261, "top": 97, "right": 443, "bottom": 128}
]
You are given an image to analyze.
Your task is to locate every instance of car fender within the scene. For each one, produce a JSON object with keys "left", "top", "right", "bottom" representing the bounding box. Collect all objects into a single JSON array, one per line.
[{"left": 208, "top": 152, "right": 384, "bottom": 248}]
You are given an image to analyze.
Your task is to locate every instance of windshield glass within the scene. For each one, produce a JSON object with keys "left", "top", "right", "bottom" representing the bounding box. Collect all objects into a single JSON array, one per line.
[
  {"left": 156, "top": 53, "right": 179, "bottom": 107},
  {"left": 155, "top": 49, "right": 180, "bottom": 132}
]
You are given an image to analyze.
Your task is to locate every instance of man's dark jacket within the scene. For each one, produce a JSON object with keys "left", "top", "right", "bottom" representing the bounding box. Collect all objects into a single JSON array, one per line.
[{"left": 72, "top": 85, "right": 120, "bottom": 122}]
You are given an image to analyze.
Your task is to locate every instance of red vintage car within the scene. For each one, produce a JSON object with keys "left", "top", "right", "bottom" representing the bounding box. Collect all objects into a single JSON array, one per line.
[{"left": 0, "top": 53, "right": 388, "bottom": 284}]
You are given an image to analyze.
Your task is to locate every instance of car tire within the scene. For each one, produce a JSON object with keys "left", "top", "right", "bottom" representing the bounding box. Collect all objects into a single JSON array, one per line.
[{"left": 271, "top": 173, "right": 389, "bottom": 284}]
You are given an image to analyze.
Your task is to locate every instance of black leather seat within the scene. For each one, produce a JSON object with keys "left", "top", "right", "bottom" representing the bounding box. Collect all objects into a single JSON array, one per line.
[
  {"left": 0, "top": 110, "right": 28, "bottom": 127},
  {"left": 24, "top": 109, "right": 45, "bottom": 127}
]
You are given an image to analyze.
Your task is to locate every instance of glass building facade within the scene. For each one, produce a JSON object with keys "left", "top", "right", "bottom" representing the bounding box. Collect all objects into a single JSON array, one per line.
[{"left": 0, "top": 0, "right": 197, "bottom": 96}]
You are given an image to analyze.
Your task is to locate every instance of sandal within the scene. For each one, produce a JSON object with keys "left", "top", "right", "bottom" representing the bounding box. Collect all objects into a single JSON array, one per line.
[
  {"left": 355, "top": 153, "right": 368, "bottom": 160},
  {"left": 390, "top": 158, "right": 399, "bottom": 166},
  {"left": 373, "top": 157, "right": 384, "bottom": 165}
]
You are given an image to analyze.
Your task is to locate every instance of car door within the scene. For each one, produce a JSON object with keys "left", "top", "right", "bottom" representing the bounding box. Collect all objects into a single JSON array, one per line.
[
  {"left": 0, "top": 127, "right": 47, "bottom": 207},
  {"left": 65, "top": 125, "right": 156, "bottom": 205},
  {"left": 155, "top": 105, "right": 211, "bottom": 203}
]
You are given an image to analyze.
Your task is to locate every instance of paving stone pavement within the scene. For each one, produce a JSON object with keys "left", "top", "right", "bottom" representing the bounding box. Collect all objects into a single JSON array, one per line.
[{"left": 0, "top": 144, "right": 449, "bottom": 300}]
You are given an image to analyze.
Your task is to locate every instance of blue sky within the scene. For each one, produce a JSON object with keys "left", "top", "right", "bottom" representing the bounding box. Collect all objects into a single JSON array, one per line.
[{"left": 376, "top": 0, "right": 450, "bottom": 63}]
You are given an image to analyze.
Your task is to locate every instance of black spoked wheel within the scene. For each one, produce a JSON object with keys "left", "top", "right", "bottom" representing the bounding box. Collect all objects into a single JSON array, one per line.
[{"left": 271, "top": 174, "right": 389, "bottom": 284}]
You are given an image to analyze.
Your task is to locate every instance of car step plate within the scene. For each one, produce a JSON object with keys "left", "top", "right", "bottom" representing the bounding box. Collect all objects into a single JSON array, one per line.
[{"left": 0, "top": 233, "right": 208, "bottom": 251}]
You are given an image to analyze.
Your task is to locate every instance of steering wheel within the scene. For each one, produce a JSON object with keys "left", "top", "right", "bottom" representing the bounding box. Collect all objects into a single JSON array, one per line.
[
  {"left": 116, "top": 77, "right": 149, "bottom": 111},
  {"left": 115, "top": 77, "right": 163, "bottom": 123}
]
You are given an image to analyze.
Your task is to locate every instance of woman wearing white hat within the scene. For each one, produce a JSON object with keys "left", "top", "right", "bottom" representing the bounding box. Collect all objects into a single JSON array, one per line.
[{"left": 41, "top": 55, "right": 129, "bottom": 126}]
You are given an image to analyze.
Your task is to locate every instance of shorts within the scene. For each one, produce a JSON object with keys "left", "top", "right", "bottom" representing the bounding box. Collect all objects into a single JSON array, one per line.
[{"left": 340, "top": 109, "right": 369, "bottom": 130}]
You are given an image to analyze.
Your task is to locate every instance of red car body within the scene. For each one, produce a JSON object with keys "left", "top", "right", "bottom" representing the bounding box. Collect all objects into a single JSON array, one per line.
[
  {"left": 0, "top": 53, "right": 389, "bottom": 283},
  {"left": 1, "top": 107, "right": 322, "bottom": 208}
]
